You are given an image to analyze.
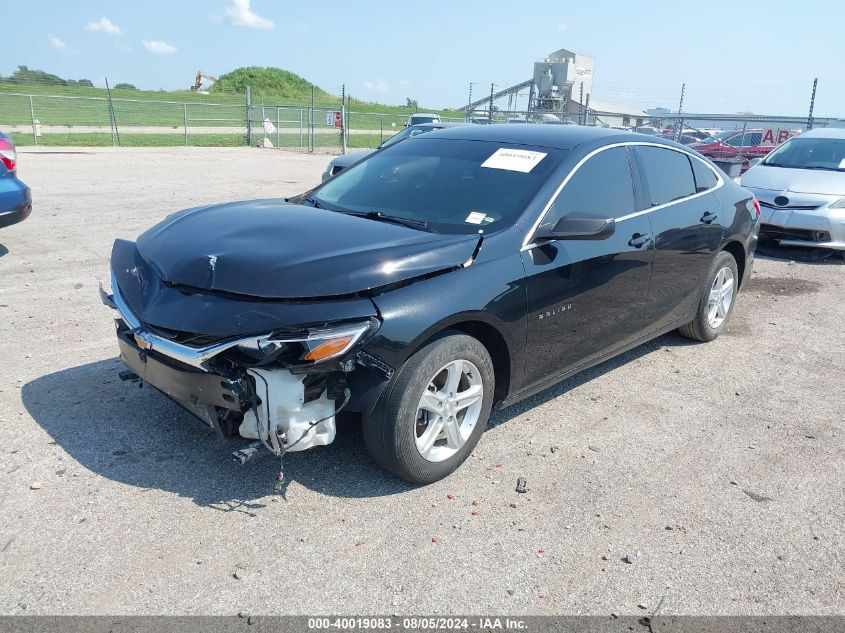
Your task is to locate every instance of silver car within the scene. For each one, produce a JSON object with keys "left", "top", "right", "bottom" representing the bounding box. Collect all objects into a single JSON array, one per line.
[{"left": 740, "top": 128, "right": 845, "bottom": 250}]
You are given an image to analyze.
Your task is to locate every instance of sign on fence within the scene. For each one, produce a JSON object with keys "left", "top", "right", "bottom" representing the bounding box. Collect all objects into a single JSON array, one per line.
[
  {"left": 761, "top": 128, "right": 794, "bottom": 145},
  {"left": 326, "top": 111, "right": 342, "bottom": 128}
]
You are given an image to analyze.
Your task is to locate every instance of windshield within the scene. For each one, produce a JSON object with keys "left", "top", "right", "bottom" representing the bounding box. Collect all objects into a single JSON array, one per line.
[
  {"left": 410, "top": 116, "right": 438, "bottom": 124},
  {"left": 763, "top": 137, "right": 845, "bottom": 171},
  {"left": 314, "top": 138, "right": 565, "bottom": 234}
]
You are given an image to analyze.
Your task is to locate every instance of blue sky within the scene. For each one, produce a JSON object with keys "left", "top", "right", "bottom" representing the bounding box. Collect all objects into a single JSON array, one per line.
[{"left": 3, "top": 0, "right": 844, "bottom": 116}]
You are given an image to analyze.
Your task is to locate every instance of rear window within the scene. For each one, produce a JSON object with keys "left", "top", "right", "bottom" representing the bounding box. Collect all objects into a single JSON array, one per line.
[
  {"left": 636, "top": 146, "right": 697, "bottom": 206},
  {"left": 691, "top": 157, "right": 719, "bottom": 192}
]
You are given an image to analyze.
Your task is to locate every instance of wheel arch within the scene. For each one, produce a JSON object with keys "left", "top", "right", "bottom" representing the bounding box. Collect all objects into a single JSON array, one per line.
[
  {"left": 721, "top": 240, "right": 747, "bottom": 288},
  {"left": 402, "top": 317, "right": 513, "bottom": 406}
]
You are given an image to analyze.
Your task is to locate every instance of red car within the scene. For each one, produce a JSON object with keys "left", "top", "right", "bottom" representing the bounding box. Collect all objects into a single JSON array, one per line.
[{"left": 691, "top": 129, "right": 799, "bottom": 162}]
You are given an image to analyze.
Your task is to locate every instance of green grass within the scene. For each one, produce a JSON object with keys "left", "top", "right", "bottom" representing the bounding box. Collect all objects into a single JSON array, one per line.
[
  {"left": 0, "top": 81, "right": 461, "bottom": 127},
  {"left": 10, "top": 132, "right": 246, "bottom": 147}
]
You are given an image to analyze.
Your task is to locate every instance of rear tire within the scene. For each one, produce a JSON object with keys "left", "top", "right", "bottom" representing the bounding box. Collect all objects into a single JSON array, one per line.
[
  {"left": 363, "top": 332, "right": 495, "bottom": 484},
  {"left": 678, "top": 250, "right": 739, "bottom": 342}
]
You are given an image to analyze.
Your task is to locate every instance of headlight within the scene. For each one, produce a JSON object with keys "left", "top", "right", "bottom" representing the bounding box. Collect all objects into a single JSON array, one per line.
[
  {"left": 235, "top": 319, "right": 378, "bottom": 365},
  {"left": 830, "top": 197, "right": 845, "bottom": 209}
]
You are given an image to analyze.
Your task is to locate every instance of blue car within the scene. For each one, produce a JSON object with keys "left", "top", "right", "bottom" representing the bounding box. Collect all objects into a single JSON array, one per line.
[{"left": 0, "top": 131, "right": 32, "bottom": 229}]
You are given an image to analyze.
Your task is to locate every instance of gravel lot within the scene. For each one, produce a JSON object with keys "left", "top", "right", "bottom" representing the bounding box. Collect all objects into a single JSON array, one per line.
[{"left": 0, "top": 147, "right": 842, "bottom": 616}]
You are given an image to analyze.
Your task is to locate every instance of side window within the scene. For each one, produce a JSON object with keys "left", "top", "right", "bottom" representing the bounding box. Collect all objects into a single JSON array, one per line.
[
  {"left": 636, "top": 146, "right": 697, "bottom": 206},
  {"left": 725, "top": 134, "right": 745, "bottom": 147},
  {"left": 690, "top": 157, "right": 719, "bottom": 192},
  {"left": 545, "top": 147, "right": 635, "bottom": 225},
  {"left": 746, "top": 132, "right": 762, "bottom": 146}
]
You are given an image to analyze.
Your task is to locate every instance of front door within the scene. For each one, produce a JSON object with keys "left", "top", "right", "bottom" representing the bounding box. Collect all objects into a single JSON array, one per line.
[{"left": 521, "top": 146, "right": 654, "bottom": 392}]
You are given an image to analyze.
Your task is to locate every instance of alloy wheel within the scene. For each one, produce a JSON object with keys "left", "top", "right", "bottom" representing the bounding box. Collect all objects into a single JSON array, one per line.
[
  {"left": 414, "top": 359, "right": 484, "bottom": 463},
  {"left": 707, "top": 266, "right": 735, "bottom": 329}
]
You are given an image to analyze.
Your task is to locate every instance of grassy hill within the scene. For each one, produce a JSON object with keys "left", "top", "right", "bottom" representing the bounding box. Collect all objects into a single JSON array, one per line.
[
  {"left": 0, "top": 65, "right": 464, "bottom": 147},
  {"left": 0, "top": 65, "right": 455, "bottom": 115}
]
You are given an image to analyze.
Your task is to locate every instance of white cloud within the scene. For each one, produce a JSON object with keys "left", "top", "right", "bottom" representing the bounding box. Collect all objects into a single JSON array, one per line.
[
  {"left": 397, "top": 79, "right": 410, "bottom": 87},
  {"left": 225, "top": 0, "right": 275, "bottom": 30},
  {"left": 48, "top": 34, "right": 66, "bottom": 51},
  {"left": 86, "top": 17, "right": 123, "bottom": 36},
  {"left": 294, "top": 22, "right": 309, "bottom": 32},
  {"left": 557, "top": 23, "right": 568, "bottom": 31},
  {"left": 142, "top": 39, "right": 178, "bottom": 55},
  {"left": 364, "top": 79, "right": 390, "bottom": 94}
]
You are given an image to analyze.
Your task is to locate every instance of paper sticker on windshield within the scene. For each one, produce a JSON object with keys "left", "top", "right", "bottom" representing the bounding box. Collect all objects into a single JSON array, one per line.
[
  {"left": 839, "top": 158, "right": 845, "bottom": 169},
  {"left": 481, "top": 148, "right": 547, "bottom": 173},
  {"left": 465, "top": 211, "right": 487, "bottom": 224}
]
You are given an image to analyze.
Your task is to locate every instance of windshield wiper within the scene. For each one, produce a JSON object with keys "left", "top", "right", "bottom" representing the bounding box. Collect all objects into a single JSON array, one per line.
[
  {"left": 304, "top": 196, "right": 322, "bottom": 208},
  {"left": 342, "top": 210, "right": 436, "bottom": 232}
]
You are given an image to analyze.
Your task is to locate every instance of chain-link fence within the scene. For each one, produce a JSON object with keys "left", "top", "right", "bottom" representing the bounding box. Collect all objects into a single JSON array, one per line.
[{"left": 3, "top": 87, "right": 844, "bottom": 165}]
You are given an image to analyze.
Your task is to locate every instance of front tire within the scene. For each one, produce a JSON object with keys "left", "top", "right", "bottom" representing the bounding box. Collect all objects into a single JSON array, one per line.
[
  {"left": 363, "top": 332, "right": 495, "bottom": 484},
  {"left": 678, "top": 250, "right": 739, "bottom": 342}
]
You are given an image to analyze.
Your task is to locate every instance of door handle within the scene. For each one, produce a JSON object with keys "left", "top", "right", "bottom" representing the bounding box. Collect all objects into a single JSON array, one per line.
[
  {"left": 700, "top": 212, "right": 718, "bottom": 224},
  {"left": 628, "top": 233, "right": 651, "bottom": 248}
]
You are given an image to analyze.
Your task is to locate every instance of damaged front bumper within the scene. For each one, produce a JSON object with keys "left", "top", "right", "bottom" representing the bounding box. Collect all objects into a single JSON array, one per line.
[{"left": 101, "top": 274, "right": 390, "bottom": 455}]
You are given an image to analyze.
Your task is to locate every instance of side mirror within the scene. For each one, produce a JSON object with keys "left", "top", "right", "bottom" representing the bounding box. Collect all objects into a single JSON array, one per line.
[
  {"left": 748, "top": 158, "right": 763, "bottom": 168},
  {"left": 534, "top": 214, "right": 616, "bottom": 243}
]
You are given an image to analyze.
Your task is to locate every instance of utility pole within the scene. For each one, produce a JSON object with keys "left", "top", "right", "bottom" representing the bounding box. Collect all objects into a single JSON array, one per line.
[
  {"left": 488, "top": 83, "right": 495, "bottom": 123},
  {"left": 675, "top": 83, "right": 686, "bottom": 142},
  {"left": 807, "top": 77, "right": 818, "bottom": 130},
  {"left": 341, "top": 83, "right": 347, "bottom": 155},
  {"left": 579, "top": 83, "right": 585, "bottom": 125},
  {"left": 245, "top": 85, "right": 252, "bottom": 147},
  {"left": 105, "top": 77, "right": 119, "bottom": 147},
  {"left": 467, "top": 82, "right": 477, "bottom": 120}
]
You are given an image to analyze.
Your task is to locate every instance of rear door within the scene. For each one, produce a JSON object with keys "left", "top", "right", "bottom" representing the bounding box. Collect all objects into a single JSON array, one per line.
[
  {"left": 520, "top": 146, "right": 654, "bottom": 390},
  {"left": 633, "top": 145, "right": 724, "bottom": 331}
]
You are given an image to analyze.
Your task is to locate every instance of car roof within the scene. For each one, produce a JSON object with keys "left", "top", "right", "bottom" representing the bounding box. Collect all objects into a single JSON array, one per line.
[
  {"left": 419, "top": 123, "right": 689, "bottom": 151},
  {"left": 410, "top": 113, "right": 439, "bottom": 117},
  {"left": 796, "top": 127, "right": 845, "bottom": 139}
]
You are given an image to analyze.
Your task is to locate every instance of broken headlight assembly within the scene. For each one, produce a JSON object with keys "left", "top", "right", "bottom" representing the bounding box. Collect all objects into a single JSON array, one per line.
[{"left": 230, "top": 319, "right": 380, "bottom": 368}]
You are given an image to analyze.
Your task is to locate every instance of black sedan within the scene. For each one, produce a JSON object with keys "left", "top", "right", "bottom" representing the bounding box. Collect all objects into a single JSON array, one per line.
[{"left": 102, "top": 125, "right": 760, "bottom": 484}]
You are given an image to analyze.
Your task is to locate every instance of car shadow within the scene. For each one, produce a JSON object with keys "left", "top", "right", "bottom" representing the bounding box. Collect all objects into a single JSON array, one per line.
[
  {"left": 22, "top": 332, "right": 696, "bottom": 507},
  {"left": 755, "top": 240, "right": 844, "bottom": 265},
  {"left": 488, "top": 330, "right": 696, "bottom": 427}
]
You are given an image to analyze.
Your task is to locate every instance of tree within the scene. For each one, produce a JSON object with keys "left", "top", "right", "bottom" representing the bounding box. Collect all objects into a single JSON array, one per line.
[
  {"left": 114, "top": 83, "right": 137, "bottom": 90},
  {"left": 405, "top": 97, "right": 418, "bottom": 111},
  {"left": 7, "top": 65, "right": 67, "bottom": 86}
]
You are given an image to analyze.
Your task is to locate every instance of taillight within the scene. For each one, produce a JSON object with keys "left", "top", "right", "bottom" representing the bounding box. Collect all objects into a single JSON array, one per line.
[
  {"left": 751, "top": 197, "right": 761, "bottom": 217},
  {"left": 0, "top": 137, "right": 16, "bottom": 172}
]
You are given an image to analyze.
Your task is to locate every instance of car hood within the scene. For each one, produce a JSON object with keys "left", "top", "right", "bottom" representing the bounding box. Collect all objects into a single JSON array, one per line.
[
  {"left": 133, "top": 199, "right": 479, "bottom": 299},
  {"left": 329, "top": 149, "right": 376, "bottom": 169},
  {"left": 741, "top": 165, "right": 845, "bottom": 196}
]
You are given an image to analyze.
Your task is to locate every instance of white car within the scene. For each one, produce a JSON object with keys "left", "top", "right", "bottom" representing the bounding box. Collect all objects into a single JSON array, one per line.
[
  {"left": 740, "top": 128, "right": 845, "bottom": 251},
  {"left": 406, "top": 113, "right": 441, "bottom": 127}
]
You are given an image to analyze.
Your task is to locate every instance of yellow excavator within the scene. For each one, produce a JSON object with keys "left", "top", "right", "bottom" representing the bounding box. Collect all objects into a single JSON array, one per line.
[{"left": 190, "top": 71, "right": 218, "bottom": 91}]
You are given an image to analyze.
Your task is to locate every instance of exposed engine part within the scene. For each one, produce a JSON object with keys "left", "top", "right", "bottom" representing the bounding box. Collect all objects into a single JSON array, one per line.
[
  {"left": 239, "top": 368, "right": 337, "bottom": 453},
  {"left": 326, "top": 373, "right": 347, "bottom": 400},
  {"left": 231, "top": 441, "right": 269, "bottom": 465}
]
